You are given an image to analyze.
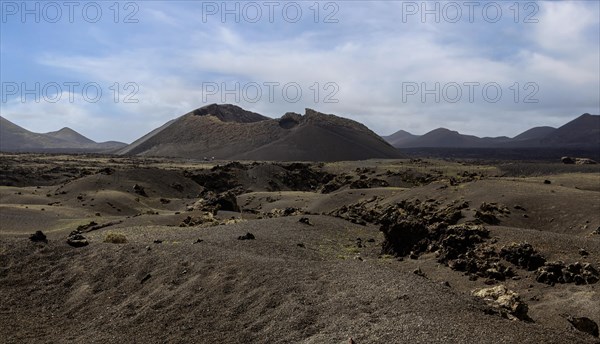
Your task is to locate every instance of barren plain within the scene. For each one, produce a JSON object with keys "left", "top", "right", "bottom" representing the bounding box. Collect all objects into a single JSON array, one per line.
[{"left": 1, "top": 154, "right": 599, "bottom": 343}]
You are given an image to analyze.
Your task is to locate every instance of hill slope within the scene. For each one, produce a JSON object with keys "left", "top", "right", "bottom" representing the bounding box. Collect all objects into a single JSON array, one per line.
[
  {"left": 120, "top": 104, "right": 402, "bottom": 161},
  {"left": 512, "top": 126, "right": 556, "bottom": 141},
  {"left": 540, "top": 113, "right": 600, "bottom": 147}
]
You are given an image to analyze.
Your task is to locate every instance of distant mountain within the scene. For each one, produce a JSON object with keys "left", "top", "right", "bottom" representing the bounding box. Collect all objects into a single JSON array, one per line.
[
  {"left": 512, "top": 126, "right": 556, "bottom": 141},
  {"left": 45, "top": 127, "right": 96, "bottom": 145},
  {"left": 390, "top": 128, "right": 510, "bottom": 148},
  {"left": 118, "top": 104, "right": 402, "bottom": 161},
  {"left": 382, "top": 130, "right": 418, "bottom": 147},
  {"left": 402, "top": 128, "right": 482, "bottom": 148},
  {"left": 384, "top": 113, "right": 599, "bottom": 149},
  {"left": 0, "top": 116, "right": 127, "bottom": 153},
  {"left": 5, "top": 110, "right": 597, "bottom": 157}
]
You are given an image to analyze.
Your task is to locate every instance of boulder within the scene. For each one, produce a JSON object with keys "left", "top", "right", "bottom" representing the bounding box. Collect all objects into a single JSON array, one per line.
[
  {"left": 193, "top": 191, "right": 240, "bottom": 213},
  {"left": 561, "top": 156, "right": 576, "bottom": 164},
  {"left": 472, "top": 285, "right": 529, "bottom": 321},
  {"left": 561, "top": 156, "right": 598, "bottom": 165},
  {"left": 575, "top": 158, "right": 598, "bottom": 165}
]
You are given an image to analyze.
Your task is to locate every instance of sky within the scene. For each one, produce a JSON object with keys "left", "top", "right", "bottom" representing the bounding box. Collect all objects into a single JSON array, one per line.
[{"left": 1, "top": 0, "right": 599, "bottom": 143}]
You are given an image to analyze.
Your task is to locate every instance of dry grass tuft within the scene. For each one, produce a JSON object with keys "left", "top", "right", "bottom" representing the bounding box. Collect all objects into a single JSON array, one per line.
[{"left": 104, "top": 231, "right": 128, "bottom": 244}]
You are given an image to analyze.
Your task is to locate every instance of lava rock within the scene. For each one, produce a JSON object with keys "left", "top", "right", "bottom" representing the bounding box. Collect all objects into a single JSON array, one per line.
[
  {"left": 77, "top": 221, "right": 98, "bottom": 231},
  {"left": 500, "top": 242, "right": 546, "bottom": 271},
  {"left": 133, "top": 184, "right": 147, "bottom": 197},
  {"left": 349, "top": 178, "right": 389, "bottom": 189},
  {"left": 474, "top": 210, "right": 499, "bottom": 225},
  {"left": 29, "top": 230, "right": 47, "bottom": 243},
  {"left": 193, "top": 191, "right": 240, "bottom": 213},
  {"left": 266, "top": 207, "right": 303, "bottom": 218},
  {"left": 380, "top": 199, "right": 464, "bottom": 256},
  {"left": 298, "top": 217, "right": 313, "bottom": 226},
  {"left": 276, "top": 163, "right": 335, "bottom": 192},
  {"left": 66, "top": 230, "right": 89, "bottom": 247},
  {"left": 536, "top": 261, "right": 599, "bottom": 285},
  {"left": 97, "top": 167, "right": 114, "bottom": 175},
  {"left": 381, "top": 218, "right": 429, "bottom": 256},
  {"left": 413, "top": 268, "right": 426, "bottom": 277},
  {"left": 179, "top": 213, "right": 216, "bottom": 227},
  {"left": 567, "top": 316, "right": 599, "bottom": 337},
  {"left": 238, "top": 232, "right": 255, "bottom": 240}
]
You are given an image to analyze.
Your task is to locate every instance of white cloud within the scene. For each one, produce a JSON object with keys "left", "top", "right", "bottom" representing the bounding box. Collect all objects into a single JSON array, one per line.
[
  {"left": 2, "top": 93, "right": 113, "bottom": 141},
  {"left": 3, "top": 1, "right": 598, "bottom": 141},
  {"left": 532, "top": 1, "right": 599, "bottom": 56}
]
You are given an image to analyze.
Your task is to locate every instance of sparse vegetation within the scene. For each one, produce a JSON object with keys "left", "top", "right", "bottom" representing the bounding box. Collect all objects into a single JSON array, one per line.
[{"left": 104, "top": 231, "right": 128, "bottom": 244}]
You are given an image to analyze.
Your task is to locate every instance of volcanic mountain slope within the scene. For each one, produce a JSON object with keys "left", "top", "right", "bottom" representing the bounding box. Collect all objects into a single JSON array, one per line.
[
  {"left": 540, "top": 113, "right": 600, "bottom": 147},
  {"left": 511, "top": 126, "right": 557, "bottom": 142},
  {"left": 384, "top": 113, "right": 599, "bottom": 148},
  {"left": 119, "top": 104, "right": 402, "bottom": 161},
  {"left": 0, "top": 116, "right": 126, "bottom": 153}
]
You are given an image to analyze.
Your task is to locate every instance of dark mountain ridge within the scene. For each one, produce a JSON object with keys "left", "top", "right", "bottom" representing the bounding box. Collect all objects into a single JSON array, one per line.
[
  {"left": 0, "top": 116, "right": 127, "bottom": 153},
  {"left": 384, "top": 114, "right": 599, "bottom": 149}
]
